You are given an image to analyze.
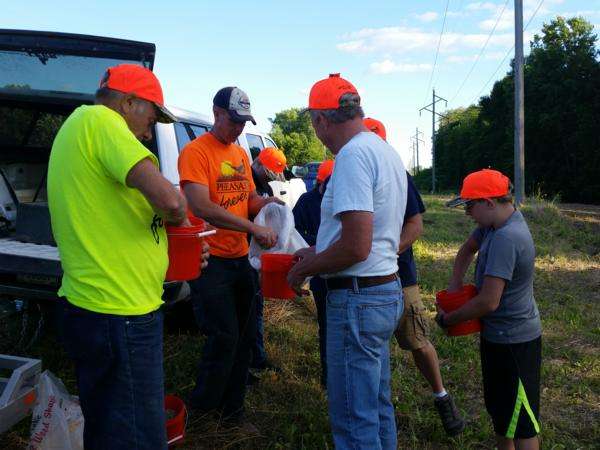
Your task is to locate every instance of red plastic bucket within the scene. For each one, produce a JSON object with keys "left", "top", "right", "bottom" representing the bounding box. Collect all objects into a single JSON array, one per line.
[
  {"left": 165, "top": 220, "right": 205, "bottom": 281},
  {"left": 435, "top": 284, "right": 482, "bottom": 336},
  {"left": 165, "top": 395, "right": 186, "bottom": 446},
  {"left": 261, "top": 253, "right": 297, "bottom": 299}
]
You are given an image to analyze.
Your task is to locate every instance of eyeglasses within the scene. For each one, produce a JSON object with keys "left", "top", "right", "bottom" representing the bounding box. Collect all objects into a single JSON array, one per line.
[{"left": 464, "top": 199, "right": 487, "bottom": 209}]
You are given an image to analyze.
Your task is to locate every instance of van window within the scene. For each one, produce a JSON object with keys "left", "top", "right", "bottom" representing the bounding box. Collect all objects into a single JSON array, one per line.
[
  {"left": 174, "top": 122, "right": 211, "bottom": 152},
  {"left": 264, "top": 137, "right": 276, "bottom": 148},
  {"left": 174, "top": 122, "right": 193, "bottom": 151},
  {"left": 189, "top": 124, "right": 209, "bottom": 138},
  {"left": 246, "top": 134, "right": 264, "bottom": 160},
  {"left": 0, "top": 52, "right": 147, "bottom": 98}
]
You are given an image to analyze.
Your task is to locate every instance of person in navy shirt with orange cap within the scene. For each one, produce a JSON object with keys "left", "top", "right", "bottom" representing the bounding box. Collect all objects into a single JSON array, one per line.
[
  {"left": 364, "top": 117, "right": 465, "bottom": 437},
  {"left": 292, "top": 159, "right": 334, "bottom": 387}
]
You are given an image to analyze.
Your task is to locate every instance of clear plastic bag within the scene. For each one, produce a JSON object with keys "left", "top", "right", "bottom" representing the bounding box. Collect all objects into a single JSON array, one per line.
[
  {"left": 28, "top": 371, "right": 84, "bottom": 450},
  {"left": 248, "top": 203, "right": 308, "bottom": 270}
]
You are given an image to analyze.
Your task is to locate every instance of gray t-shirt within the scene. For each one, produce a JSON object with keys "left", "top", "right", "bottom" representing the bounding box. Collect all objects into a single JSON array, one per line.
[
  {"left": 473, "top": 210, "right": 542, "bottom": 344},
  {"left": 316, "top": 132, "right": 407, "bottom": 278}
]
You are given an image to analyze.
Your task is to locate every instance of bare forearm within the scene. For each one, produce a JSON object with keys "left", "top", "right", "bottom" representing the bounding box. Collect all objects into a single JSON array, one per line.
[
  {"left": 302, "top": 239, "right": 367, "bottom": 277},
  {"left": 450, "top": 245, "right": 476, "bottom": 285},
  {"left": 248, "top": 195, "right": 268, "bottom": 217},
  {"left": 398, "top": 222, "right": 421, "bottom": 254},
  {"left": 191, "top": 202, "right": 255, "bottom": 234},
  {"left": 444, "top": 294, "right": 493, "bottom": 325}
]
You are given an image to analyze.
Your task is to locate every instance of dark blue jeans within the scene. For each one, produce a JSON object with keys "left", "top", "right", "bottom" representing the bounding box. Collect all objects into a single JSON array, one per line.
[
  {"left": 251, "top": 269, "right": 267, "bottom": 368},
  {"left": 60, "top": 300, "right": 166, "bottom": 450},
  {"left": 189, "top": 256, "right": 257, "bottom": 415},
  {"left": 310, "top": 276, "right": 327, "bottom": 387}
]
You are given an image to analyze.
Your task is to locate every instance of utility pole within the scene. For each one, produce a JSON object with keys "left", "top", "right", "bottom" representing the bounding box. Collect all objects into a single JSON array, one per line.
[
  {"left": 411, "top": 127, "right": 424, "bottom": 174},
  {"left": 514, "top": 0, "right": 525, "bottom": 205},
  {"left": 419, "top": 89, "right": 447, "bottom": 192}
]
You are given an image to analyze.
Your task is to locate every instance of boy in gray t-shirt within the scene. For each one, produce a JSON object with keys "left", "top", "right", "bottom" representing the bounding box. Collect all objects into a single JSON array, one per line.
[{"left": 437, "top": 169, "right": 542, "bottom": 450}]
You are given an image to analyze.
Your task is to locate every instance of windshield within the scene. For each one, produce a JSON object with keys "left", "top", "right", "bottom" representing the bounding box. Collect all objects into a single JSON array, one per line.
[{"left": 0, "top": 51, "right": 148, "bottom": 97}]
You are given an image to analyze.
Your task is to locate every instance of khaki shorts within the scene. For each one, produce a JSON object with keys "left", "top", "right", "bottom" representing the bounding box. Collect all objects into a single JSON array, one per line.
[{"left": 395, "top": 285, "right": 430, "bottom": 351}]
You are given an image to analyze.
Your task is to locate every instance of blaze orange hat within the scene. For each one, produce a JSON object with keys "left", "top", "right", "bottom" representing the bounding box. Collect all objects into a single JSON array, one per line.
[
  {"left": 308, "top": 73, "right": 360, "bottom": 110},
  {"left": 258, "top": 147, "right": 286, "bottom": 173},
  {"left": 316, "top": 159, "right": 335, "bottom": 183},
  {"left": 99, "top": 64, "right": 175, "bottom": 123},
  {"left": 363, "top": 117, "right": 387, "bottom": 140},
  {"left": 447, "top": 169, "right": 512, "bottom": 207}
]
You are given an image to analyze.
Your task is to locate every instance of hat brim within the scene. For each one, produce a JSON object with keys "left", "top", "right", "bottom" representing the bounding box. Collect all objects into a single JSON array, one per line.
[
  {"left": 446, "top": 197, "right": 469, "bottom": 208},
  {"left": 228, "top": 109, "right": 256, "bottom": 125},
  {"left": 155, "top": 103, "right": 177, "bottom": 124}
]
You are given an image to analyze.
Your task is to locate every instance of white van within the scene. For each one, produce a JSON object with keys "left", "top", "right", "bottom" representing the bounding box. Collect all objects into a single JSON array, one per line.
[{"left": 0, "top": 29, "right": 292, "bottom": 305}]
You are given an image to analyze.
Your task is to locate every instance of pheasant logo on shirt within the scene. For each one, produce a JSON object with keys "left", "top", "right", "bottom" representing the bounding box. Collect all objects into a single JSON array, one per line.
[
  {"left": 219, "top": 161, "right": 246, "bottom": 180},
  {"left": 216, "top": 160, "right": 251, "bottom": 209}
]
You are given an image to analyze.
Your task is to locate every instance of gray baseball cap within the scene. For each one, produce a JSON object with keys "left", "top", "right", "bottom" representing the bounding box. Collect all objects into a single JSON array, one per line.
[{"left": 213, "top": 86, "right": 256, "bottom": 125}]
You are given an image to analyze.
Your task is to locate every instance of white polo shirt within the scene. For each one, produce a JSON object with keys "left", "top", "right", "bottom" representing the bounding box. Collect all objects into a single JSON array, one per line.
[{"left": 316, "top": 131, "right": 407, "bottom": 278}]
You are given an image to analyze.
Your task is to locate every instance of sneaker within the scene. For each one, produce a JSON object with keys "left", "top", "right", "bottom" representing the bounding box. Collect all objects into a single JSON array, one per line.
[
  {"left": 220, "top": 408, "right": 260, "bottom": 435},
  {"left": 434, "top": 394, "right": 465, "bottom": 437}
]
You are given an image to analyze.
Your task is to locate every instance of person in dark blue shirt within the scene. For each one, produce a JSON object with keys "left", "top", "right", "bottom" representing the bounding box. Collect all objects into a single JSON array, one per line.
[
  {"left": 292, "top": 160, "right": 333, "bottom": 387},
  {"left": 364, "top": 117, "right": 464, "bottom": 437}
]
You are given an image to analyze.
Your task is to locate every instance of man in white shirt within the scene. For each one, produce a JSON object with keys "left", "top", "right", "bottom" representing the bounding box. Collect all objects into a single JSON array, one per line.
[{"left": 288, "top": 73, "right": 407, "bottom": 450}]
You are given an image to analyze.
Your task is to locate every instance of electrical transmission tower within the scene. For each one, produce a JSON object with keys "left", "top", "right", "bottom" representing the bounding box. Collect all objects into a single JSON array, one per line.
[{"left": 419, "top": 89, "right": 447, "bottom": 192}]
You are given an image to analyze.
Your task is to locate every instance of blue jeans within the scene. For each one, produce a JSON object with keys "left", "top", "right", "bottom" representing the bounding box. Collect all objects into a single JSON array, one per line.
[
  {"left": 189, "top": 256, "right": 257, "bottom": 415},
  {"left": 251, "top": 269, "right": 267, "bottom": 367},
  {"left": 310, "top": 276, "right": 328, "bottom": 387},
  {"left": 326, "top": 278, "right": 403, "bottom": 450},
  {"left": 60, "top": 300, "right": 166, "bottom": 450}
]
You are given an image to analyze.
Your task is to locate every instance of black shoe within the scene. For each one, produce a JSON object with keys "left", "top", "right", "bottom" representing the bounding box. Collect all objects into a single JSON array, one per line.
[
  {"left": 246, "top": 372, "right": 260, "bottom": 386},
  {"left": 434, "top": 394, "right": 465, "bottom": 437}
]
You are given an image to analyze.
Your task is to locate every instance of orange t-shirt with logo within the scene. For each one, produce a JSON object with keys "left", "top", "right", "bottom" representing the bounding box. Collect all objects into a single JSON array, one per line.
[{"left": 178, "top": 132, "right": 255, "bottom": 258}]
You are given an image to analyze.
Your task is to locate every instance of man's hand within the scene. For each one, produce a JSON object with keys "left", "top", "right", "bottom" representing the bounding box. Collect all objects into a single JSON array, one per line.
[
  {"left": 252, "top": 224, "right": 278, "bottom": 249},
  {"left": 287, "top": 246, "right": 317, "bottom": 291},
  {"left": 201, "top": 240, "right": 210, "bottom": 269}
]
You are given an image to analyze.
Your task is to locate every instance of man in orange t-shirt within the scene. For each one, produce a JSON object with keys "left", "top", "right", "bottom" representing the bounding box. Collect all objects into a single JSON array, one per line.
[{"left": 178, "top": 86, "right": 278, "bottom": 423}]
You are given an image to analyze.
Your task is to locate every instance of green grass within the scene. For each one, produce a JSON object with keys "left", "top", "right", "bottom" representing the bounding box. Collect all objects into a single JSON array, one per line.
[{"left": 1, "top": 196, "right": 599, "bottom": 449}]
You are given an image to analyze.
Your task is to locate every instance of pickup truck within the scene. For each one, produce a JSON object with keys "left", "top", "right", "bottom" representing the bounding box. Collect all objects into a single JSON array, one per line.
[{"left": 0, "top": 29, "right": 284, "bottom": 305}]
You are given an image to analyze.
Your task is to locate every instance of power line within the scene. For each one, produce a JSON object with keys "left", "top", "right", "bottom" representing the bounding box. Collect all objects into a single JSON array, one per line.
[
  {"left": 450, "top": 0, "right": 510, "bottom": 103},
  {"left": 432, "top": 0, "right": 465, "bottom": 88},
  {"left": 423, "top": 0, "right": 451, "bottom": 103},
  {"left": 470, "top": 0, "right": 546, "bottom": 105}
]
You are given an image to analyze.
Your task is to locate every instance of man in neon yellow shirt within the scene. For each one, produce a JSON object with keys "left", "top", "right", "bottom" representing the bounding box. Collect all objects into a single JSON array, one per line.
[{"left": 48, "top": 64, "right": 198, "bottom": 450}]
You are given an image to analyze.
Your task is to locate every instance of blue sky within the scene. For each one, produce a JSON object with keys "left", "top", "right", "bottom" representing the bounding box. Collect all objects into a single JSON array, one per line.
[{"left": 4, "top": 0, "right": 599, "bottom": 167}]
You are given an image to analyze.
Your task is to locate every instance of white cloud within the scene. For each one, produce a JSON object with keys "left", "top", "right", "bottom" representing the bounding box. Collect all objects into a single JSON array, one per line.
[
  {"left": 466, "top": 2, "right": 501, "bottom": 12},
  {"left": 479, "top": 14, "right": 513, "bottom": 31},
  {"left": 446, "top": 55, "right": 478, "bottom": 63},
  {"left": 369, "top": 60, "right": 432, "bottom": 75},
  {"left": 337, "top": 26, "right": 514, "bottom": 56},
  {"left": 558, "top": 10, "right": 600, "bottom": 19},
  {"left": 416, "top": 11, "right": 439, "bottom": 23}
]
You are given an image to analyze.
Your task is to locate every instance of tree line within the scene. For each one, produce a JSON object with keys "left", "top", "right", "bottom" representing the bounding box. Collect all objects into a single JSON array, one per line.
[{"left": 416, "top": 16, "right": 600, "bottom": 204}]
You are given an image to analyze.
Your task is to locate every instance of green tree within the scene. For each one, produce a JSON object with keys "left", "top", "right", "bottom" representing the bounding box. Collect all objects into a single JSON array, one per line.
[
  {"left": 269, "top": 108, "right": 330, "bottom": 165},
  {"left": 433, "top": 16, "right": 600, "bottom": 203}
]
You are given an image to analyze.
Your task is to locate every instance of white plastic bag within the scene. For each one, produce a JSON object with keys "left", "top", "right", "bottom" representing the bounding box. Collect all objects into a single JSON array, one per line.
[
  {"left": 249, "top": 203, "right": 309, "bottom": 270},
  {"left": 28, "top": 370, "right": 84, "bottom": 450}
]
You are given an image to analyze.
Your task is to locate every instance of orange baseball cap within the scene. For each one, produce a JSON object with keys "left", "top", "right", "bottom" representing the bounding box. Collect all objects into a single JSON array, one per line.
[
  {"left": 308, "top": 73, "right": 360, "bottom": 110},
  {"left": 447, "top": 169, "right": 512, "bottom": 207},
  {"left": 363, "top": 117, "right": 387, "bottom": 140},
  {"left": 317, "top": 159, "right": 335, "bottom": 183},
  {"left": 99, "top": 64, "right": 175, "bottom": 123},
  {"left": 258, "top": 147, "right": 287, "bottom": 173}
]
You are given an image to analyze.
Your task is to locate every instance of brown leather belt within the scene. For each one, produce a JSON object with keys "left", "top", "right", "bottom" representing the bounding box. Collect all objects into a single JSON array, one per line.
[{"left": 326, "top": 273, "right": 398, "bottom": 290}]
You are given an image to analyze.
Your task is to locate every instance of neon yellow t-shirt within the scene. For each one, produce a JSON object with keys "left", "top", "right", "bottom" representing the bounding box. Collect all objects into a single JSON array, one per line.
[{"left": 48, "top": 105, "right": 168, "bottom": 315}]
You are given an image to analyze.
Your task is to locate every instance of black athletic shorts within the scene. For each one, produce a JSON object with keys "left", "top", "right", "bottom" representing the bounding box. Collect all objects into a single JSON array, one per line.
[{"left": 480, "top": 336, "right": 541, "bottom": 439}]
